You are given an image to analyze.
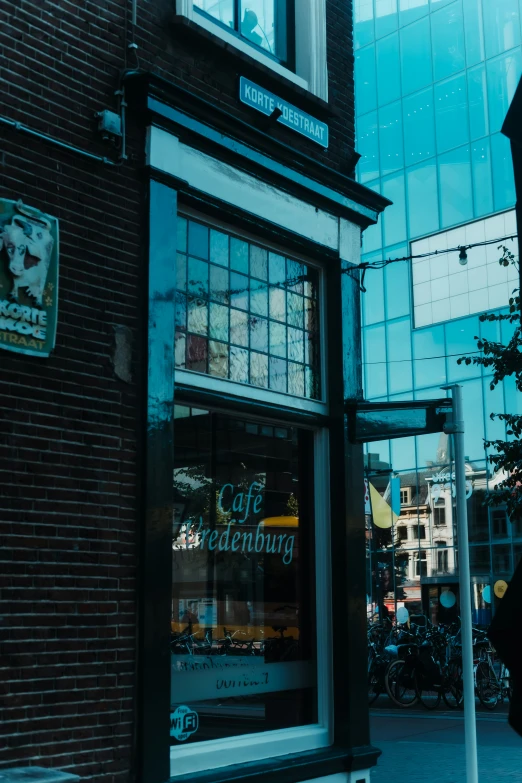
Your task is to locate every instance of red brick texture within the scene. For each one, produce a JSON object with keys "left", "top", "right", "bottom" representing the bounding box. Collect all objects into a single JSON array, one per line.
[{"left": 0, "top": 2, "right": 355, "bottom": 782}]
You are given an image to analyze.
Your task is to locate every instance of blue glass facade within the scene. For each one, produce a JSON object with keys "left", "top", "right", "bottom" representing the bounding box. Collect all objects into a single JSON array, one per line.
[{"left": 354, "top": 0, "right": 522, "bottom": 623}]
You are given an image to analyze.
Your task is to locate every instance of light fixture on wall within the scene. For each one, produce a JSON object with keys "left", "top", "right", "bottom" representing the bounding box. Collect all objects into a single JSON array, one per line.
[{"left": 459, "top": 246, "right": 468, "bottom": 266}]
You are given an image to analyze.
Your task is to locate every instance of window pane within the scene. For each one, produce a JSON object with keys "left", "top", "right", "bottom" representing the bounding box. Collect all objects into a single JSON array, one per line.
[
  {"left": 434, "top": 73, "right": 469, "bottom": 154},
  {"left": 445, "top": 316, "right": 480, "bottom": 382},
  {"left": 399, "top": 0, "right": 429, "bottom": 27},
  {"left": 355, "top": 0, "right": 375, "bottom": 48},
  {"left": 430, "top": 3, "right": 465, "bottom": 82},
  {"left": 413, "top": 325, "right": 446, "bottom": 388},
  {"left": 382, "top": 172, "right": 406, "bottom": 246},
  {"left": 407, "top": 160, "right": 439, "bottom": 239},
  {"left": 355, "top": 45, "right": 377, "bottom": 115},
  {"left": 194, "top": 0, "right": 234, "bottom": 26},
  {"left": 387, "top": 317, "right": 413, "bottom": 393},
  {"left": 379, "top": 101, "right": 403, "bottom": 175},
  {"left": 491, "top": 132, "right": 516, "bottom": 211},
  {"left": 176, "top": 218, "right": 321, "bottom": 398},
  {"left": 483, "top": 0, "right": 520, "bottom": 59},
  {"left": 403, "top": 87, "right": 435, "bottom": 164},
  {"left": 361, "top": 181, "right": 384, "bottom": 252},
  {"left": 375, "top": 0, "right": 398, "bottom": 38},
  {"left": 462, "top": 0, "right": 484, "bottom": 67},
  {"left": 461, "top": 379, "right": 485, "bottom": 460},
  {"left": 468, "top": 65, "right": 488, "bottom": 141},
  {"left": 471, "top": 138, "right": 493, "bottom": 218},
  {"left": 357, "top": 112, "right": 380, "bottom": 184},
  {"left": 362, "top": 260, "right": 385, "bottom": 324},
  {"left": 486, "top": 49, "right": 522, "bottom": 135},
  {"left": 239, "top": 1, "right": 283, "bottom": 59},
  {"left": 400, "top": 17, "right": 432, "bottom": 95},
  {"left": 364, "top": 324, "right": 387, "bottom": 397},
  {"left": 376, "top": 32, "right": 401, "bottom": 106},
  {"left": 484, "top": 379, "right": 506, "bottom": 443},
  {"left": 439, "top": 145, "right": 473, "bottom": 228},
  {"left": 385, "top": 256, "right": 410, "bottom": 319},
  {"left": 171, "top": 412, "right": 318, "bottom": 758}
]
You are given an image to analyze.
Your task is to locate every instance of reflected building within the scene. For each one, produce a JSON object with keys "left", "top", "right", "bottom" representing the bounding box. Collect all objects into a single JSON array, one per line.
[{"left": 354, "top": 0, "right": 522, "bottom": 622}]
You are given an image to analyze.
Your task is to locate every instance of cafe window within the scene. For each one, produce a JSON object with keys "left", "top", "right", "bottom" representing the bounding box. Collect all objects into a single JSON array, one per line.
[
  {"left": 170, "top": 406, "right": 331, "bottom": 774},
  {"left": 175, "top": 216, "right": 322, "bottom": 401},
  {"left": 194, "top": 0, "right": 294, "bottom": 65}
]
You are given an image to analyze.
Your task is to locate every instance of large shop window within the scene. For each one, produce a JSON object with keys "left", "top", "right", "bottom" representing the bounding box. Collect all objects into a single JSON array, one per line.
[
  {"left": 175, "top": 216, "right": 321, "bottom": 401},
  {"left": 194, "top": 0, "right": 293, "bottom": 66},
  {"left": 170, "top": 406, "right": 329, "bottom": 774}
]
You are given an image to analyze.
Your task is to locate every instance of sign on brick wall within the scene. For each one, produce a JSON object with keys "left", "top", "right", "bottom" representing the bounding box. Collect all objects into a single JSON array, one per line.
[
  {"left": 239, "top": 77, "right": 329, "bottom": 148},
  {"left": 0, "top": 199, "right": 58, "bottom": 357}
]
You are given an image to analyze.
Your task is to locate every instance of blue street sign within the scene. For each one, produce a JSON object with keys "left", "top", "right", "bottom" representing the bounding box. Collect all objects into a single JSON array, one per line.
[{"left": 239, "top": 77, "right": 329, "bottom": 148}]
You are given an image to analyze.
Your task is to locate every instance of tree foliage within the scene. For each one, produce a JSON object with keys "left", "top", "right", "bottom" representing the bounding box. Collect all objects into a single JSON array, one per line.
[{"left": 458, "top": 245, "right": 522, "bottom": 521}]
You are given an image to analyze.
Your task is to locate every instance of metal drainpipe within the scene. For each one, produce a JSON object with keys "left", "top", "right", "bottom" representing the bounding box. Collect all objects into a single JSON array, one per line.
[{"left": 0, "top": 115, "right": 119, "bottom": 166}]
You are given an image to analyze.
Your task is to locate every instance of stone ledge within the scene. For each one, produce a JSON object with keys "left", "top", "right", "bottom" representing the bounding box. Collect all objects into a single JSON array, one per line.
[{"left": 0, "top": 768, "right": 80, "bottom": 783}]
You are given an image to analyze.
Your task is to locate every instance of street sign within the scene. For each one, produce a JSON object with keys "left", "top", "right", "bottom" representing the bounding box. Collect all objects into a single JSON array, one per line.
[
  {"left": 348, "top": 398, "right": 453, "bottom": 443},
  {"left": 239, "top": 77, "right": 329, "bottom": 148}
]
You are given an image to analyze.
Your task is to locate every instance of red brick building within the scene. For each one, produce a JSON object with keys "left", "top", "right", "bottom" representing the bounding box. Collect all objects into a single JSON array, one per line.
[{"left": 0, "top": 3, "right": 387, "bottom": 783}]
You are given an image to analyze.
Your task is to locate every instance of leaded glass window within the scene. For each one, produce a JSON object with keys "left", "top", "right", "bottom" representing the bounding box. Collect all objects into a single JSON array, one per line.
[{"left": 175, "top": 217, "right": 321, "bottom": 400}]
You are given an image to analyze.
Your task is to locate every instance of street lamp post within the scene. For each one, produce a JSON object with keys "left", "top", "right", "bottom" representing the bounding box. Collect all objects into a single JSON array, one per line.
[{"left": 442, "top": 383, "right": 479, "bottom": 783}]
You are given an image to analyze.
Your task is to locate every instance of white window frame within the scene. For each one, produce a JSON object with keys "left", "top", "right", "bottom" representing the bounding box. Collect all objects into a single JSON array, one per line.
[
  {"left": 176, "top": 0, "right": 328, "bottom": 99},
  {"left": 170, "top": 427, "right": 333, "bottom": 776},
  {"left": 175, "top": 207, "right": 329, "bottom": 416}
]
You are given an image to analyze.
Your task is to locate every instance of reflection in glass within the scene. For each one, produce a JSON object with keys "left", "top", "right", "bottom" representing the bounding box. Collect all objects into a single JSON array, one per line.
[
  {"left": 486, "top": 49, "right": 522, "bottom": 136},
  {"left": 491, "top": 132, "right": 516, "bottom": 211},
  {"left": 471, "top": 139, "right": 494, "bottom": 217},
  {"left": 434, "top": 74, "right": 468, "bottom": 154},
  {"left": 430, "top": 3, "right": 465, "bottom": 82},
  {"left": 357, "top": 111, "right": 380, "bottom": 183},
  {"left": 439, "top": 145, "right": 473, "bottom": 228},
  {"left": 171, "top": 409, "right": 317, "bottom": 756},
  {"left": 379, "top": 102, "right": 403, "bottom": 176},
  {"left": 382, "top": 172, "right": 406, "bottom": 247},
  {"left": 462, "top": 0, "right": 484, "bottom": 67},
  {"left": 403, "top": 87, "right": 435, "bottom": 164},
  {"left": 376, "top": 32, "right": 401, "bottom": 105},
  {"left": 400, "top": 17, "right": 432, "bottom": 96},
  {"left": 355, "top": 45, "right": 377, "bottom": 115},
  {"left": 176, "top": 217, "right": 321, "bottom": 399},
  {"left": 407, "top": 160, "right": 439, "bottom": 239},
  {"left": 482, "top": 0, "right": 520, "bottom": 59}
]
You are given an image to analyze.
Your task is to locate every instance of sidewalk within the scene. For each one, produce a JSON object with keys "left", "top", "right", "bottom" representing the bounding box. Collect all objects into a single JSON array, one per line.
[
  {"left": 370, "top": 709, "right": 522, "bottom": 782},
  {"left": 371, "top": 740, "right": 522, "bottom": 782}
]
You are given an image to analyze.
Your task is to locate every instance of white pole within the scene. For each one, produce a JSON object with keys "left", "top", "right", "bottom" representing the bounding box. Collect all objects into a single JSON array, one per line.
[{"left": 442, "top": 384, "right": 478, "bottom": 783}]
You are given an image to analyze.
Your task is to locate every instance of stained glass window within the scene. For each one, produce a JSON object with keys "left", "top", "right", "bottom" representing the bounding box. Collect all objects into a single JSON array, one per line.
[{"left": 175, "top": 217, "right": 321, "bottom": 400}]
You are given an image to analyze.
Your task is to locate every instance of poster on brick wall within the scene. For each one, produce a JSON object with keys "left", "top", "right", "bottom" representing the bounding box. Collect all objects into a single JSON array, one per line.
[{"left": 0, "top": 198, "right": 58, "bottom": 357}]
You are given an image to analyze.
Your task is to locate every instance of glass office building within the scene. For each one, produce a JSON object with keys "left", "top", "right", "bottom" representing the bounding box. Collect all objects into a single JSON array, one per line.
[{"left": 354, "top": 0, "right": 522, "bottom": 625}]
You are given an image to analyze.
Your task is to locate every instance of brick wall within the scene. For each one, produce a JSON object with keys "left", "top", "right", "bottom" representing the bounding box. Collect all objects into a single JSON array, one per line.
[{"left": 0, "top": 2, "right": 355, "bottom": 782}]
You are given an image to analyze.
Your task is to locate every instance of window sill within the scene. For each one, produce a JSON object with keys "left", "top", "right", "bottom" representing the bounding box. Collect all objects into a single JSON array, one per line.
[
  {"left": 169, "top": 743, "right": 381, "bottom": 783},
  {"left": 170, "top": 16, "right": 330, "bottom": 119}
]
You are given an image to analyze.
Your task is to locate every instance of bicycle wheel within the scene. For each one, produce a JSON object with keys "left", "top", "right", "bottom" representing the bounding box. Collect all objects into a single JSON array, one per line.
[
  {"left": 414, "top": 669, "right": 441, "bottom": 710},
  {"left": 476, "top": 661, "right": 500, "bottom": 710},
  {"left": 442, "top": 659, "right": 463, "bottom": 709},
  {"left": 385, "top": 659, "right": 418, "bottom": 707}
]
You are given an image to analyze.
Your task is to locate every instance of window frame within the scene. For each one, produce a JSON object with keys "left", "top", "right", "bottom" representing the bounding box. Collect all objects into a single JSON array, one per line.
[
  {"left": 176, "top": 207, "right": 328, "bottom": 415},
  {"left": 193, "top": 0, "right": 295, "bottom": 70},
  {"left": 169, "top": 423, "right": 333, "bottom": 776},
  {"left": 175, "top": 0, "right": 328, "bottom": 99}
]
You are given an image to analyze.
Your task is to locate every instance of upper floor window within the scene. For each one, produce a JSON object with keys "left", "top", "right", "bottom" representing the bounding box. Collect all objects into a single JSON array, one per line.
[
  {"left": 194, "top": 0, "right": 294, "bottom": 66},
  {"left": 400, "top": 487, "right": 411, "bottom": 506},
  {"left": 176, "top": 0, "right": 328, "bottom": 98},
  {"left": 175, "top": 215, "right": 322, "bottom": 401},
  {"left": 433, "top": 507, "right": 446, "bottom": 527}
]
